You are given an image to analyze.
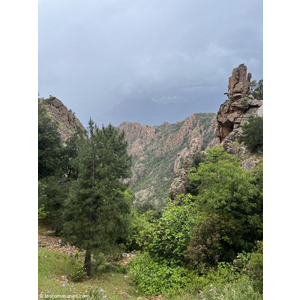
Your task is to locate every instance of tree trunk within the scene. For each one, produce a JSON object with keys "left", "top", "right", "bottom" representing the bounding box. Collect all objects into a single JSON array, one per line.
[{"left": 84, "top": 249, "right": 92, "bottom": 277}]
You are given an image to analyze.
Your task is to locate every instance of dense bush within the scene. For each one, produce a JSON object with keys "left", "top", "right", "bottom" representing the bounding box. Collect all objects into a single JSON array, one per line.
[
  {"left": 234, "top": 241, "right": 263, "bottom": 293},
  {"left": 185, "top": 213, "right": 239, "bottom": 269},
  {"left": 140, "top": 194, "right": 197, "bottom": 264},
  {"left": 199, "top": 275, "right": 262, "bottom": 300},
  {"left": 239, "top": 117, "right": 263, "bottom": 153},
  {"left": 130, "top": 252, "right": 196, "bottom": 296},
  {"left": 186, "top": 147, "right": 263, "bottom": 268}
]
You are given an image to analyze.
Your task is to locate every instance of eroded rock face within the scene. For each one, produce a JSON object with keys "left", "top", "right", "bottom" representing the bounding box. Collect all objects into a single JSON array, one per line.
[
  {"left": 216, "top": 64, "right": 263, "bottom": 170},
  {"left": 118, "top": 113, "right": 218, "bottom": 207},
  {"left": 217, "top": 65, "right": 263, "bottom": 148},
  {"left": 227, "top": 64, "right": 252, "bottom": 100},
  {"left": 40, "top": 96, "right": 85, "bottom": 142}
]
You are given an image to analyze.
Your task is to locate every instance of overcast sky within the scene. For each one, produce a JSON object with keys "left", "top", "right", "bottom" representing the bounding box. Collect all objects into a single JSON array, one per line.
[{"left": 38, "top": 0, "right": 263, "bottom": 126}]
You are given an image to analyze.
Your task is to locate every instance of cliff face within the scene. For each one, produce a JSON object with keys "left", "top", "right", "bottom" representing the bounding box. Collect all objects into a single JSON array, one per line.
[
  {"left": 39, "top": 96, "right": 85, "bottom": 142},
  {"left": 216, "top": 64, "right": 263, "bottom": 155},
  {"left": 170, "top": 64, "right": 263, "bottom": 200},
  {"left": 118, "top": 113, "right": 218, "bottom": 209}
]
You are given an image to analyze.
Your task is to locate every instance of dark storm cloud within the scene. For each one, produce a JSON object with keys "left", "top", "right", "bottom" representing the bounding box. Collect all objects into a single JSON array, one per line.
[{"left": 39, "top": 0, "right": 263, "bottom": 126}]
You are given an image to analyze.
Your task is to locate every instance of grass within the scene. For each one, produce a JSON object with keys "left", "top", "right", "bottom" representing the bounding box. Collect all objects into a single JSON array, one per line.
[
  {"left": 38, "top": 247, "right": 203, "bottom": 299},
  {"left": 39, "top": 247, "right": 142, "bottom": 299}
]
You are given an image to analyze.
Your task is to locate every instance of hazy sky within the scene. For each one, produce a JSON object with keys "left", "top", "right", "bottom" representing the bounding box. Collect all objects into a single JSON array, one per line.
[{"left": 38, "top": 0, "right": 263, "bottom": 126}]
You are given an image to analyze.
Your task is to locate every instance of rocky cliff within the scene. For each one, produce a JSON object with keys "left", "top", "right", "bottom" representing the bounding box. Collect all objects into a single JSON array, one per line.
[
  {"left": 170, "top": 64, "right": 263, "bottom": 200},
  {"left": 216, "top": 64, "right": 263, "bottom": 157},
  {"left": 118, "top": 113, "right": 218, "bottom": 209},
  {"left": 39, "top": 96, "right": 85, "bottom": 142}
]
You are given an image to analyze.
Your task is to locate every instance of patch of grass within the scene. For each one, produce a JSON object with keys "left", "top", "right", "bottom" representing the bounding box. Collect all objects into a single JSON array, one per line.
[{"left": 39, "top": 248, "right": 139, "bottom": 299}]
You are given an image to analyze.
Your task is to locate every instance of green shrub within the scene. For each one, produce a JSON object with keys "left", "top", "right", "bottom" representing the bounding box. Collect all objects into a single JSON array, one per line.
[
  {"left": 239, "top": 117, "right": 263, "bottom": 153},
  {"left": 185, "top": 214, "right": 239, "bottom": 269},
  {"left": 200, "top": 275, "right": 262, "bottom": 300},
  {"left": 234, "top": 241, "right": 263, "bottom": 293},
  {"left": 88, "top": 288, "right": 108, "bottom": 300},
  {"left": 241, "top": 96, "right": 249, "bottom": 105},
  {"left": 130, "top": 252, "right": 195, "bottom": 296},
  {"left": 70, "top": 266, "right": 87, "bottom": 282},
  {"left": 197, "top": 262, "right": 240, "bottom": 289},
  {"left": 140, "top": 194, "right": 197, "bottom": 264},
  {"left": 38, "top": 204, "right": 48, "bottom": 220},
  {"left": 125, "top": 209, "right": 157, "bottom": 251},
  {"left": 186, "top": 147, "right": 263, "bottom": 268}
]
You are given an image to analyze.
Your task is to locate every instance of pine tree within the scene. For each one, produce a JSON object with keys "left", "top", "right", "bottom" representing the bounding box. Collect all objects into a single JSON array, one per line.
[
  {"left": 38, "top": 102, "right": 63, "bottom": 179},
  {"left": 62, "top": 119, "right": 132, "bottom": 276}
]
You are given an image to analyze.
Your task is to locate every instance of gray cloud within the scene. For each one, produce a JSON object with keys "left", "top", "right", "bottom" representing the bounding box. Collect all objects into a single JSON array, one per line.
[{"left": 39, "top": 0, "right": 263, "bottom": 126}]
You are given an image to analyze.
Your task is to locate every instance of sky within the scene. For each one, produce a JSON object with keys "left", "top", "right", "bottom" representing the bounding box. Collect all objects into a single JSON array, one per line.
[{"left": 38, "top": 0, "right": 263, "bottom": 126}]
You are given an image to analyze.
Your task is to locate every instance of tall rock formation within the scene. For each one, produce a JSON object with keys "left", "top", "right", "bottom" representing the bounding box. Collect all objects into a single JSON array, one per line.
[
  {"left": 170, "top": 64, "right": 263, "bottom": 201},
  {"left": 217, "top": 64, "right": 263, "bottom": 154},
  {"left": 39, "top": 96, "right": 85, "bottom": 142}
]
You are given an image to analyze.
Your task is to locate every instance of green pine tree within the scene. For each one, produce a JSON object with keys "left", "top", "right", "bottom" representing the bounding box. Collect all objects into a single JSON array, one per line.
[
  {"left": 38, "top": 102, "right": 63, "bottom": 179},
  {"left": 62, "top": 119, "right": 132, "bottom": 276}
]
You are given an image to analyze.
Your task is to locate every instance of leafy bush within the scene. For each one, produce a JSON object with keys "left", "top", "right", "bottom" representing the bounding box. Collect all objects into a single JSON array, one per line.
[
  {"left": 250, "top": 79, "right": 263, "bottom": 99},
  {"left": 199, "top": 275, "right": 262, "bottom": 300},
  {"left": 125, "top": 209, "right": 157, "bottom": 251},
  {"left": 140, "top": 194, "right": 197, "bottom": 264},
  {"left": 197, "top": 262, "right": 240, "bottom": 289},
  {"left": 239, "top": 117, "right": 263, "bottom": 153},
  {"left": 70, "top": 266, "right": 87, "bottom": 282},
  {"left": 234, "top": 241, "right": 263, "bottom": 293},
  {"left": 38, "top": 204, "right": 48, "bottom": 220},
  {"left": 186, "top": 147, "right": 263, "bottom": 268},
  {"left": 130, "top": 252, "right": 196, "bottom": 296},
  {"left": 185, "top": 213, "right": 239, "bottom": 269}
]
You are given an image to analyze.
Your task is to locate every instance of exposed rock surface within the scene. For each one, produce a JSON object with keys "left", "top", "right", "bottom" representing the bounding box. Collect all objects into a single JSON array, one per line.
[
  {"left": 118, "top": 113, "right": 218, "bottom": 208},
  {"left": 216, "top": 64, "right": 263, "bottom": 168},
  {"left": 39, "top": 96, "right": 85, "bottom": 142},
  {"left": 227, "top": 63, "right": 252, "bottom": 100}
]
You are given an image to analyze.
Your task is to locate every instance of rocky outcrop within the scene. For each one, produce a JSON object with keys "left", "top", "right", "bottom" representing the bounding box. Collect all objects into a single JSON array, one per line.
[
  {"left": 40, "top": 96, "right": 85, "bottom": 142},
  {"left": 226, "top": 63, "right": 252, "bottom": 100},
  {"left": 217, "top": 64, "right": 263, "bottom": 152},
  {"left": 118, "top": 113, "right": 218, "bottom": 208},
  {"left": 216, "top": 64, "right": 263, "bottom": 169},
  {"left": 170, "top": 65, "right": 263, "bottom": 201},
  {"left": 216, "top": 96, "right": 263, "bottom": 150}
]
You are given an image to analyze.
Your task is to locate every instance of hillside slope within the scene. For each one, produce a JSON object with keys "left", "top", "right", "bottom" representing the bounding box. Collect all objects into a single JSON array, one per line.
[
  {"left": 39, "top": 96, "right": 85, "bottom": 142},
  {"left": 118, "top": 113, "right": 218, "bottom": 210}
]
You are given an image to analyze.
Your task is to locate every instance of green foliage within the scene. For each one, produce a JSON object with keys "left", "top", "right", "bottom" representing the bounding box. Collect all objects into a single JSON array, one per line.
[
  {"left": 234, "top": 241, "right": 263, "bottom": 293},
  {"left": 185, "top": 213, "right": 239, "bottom": 269},
  {"left": 139, "top": 194, "right": 197, "bottom": 264},
  {"left": 241, "top": 96, "right": 249, "bottom": 105},
  {"left": 200, "top": 275, "right": 262, "bottom": 300},
  {"left": 38, "top": 102, "right": 63, "bottom": 179},
  {"left": 70, "top": 266, "right": 87, "bottom": 282},
  {"left": 186, "top": 147, "right": 263, "bottom": 268},
  {"left": 62, "top": 119, "right": 132, "bottom": 275},
  {"left": 125, "top": 209, "right": 157, "bottom": 251},
  {"left": 130, "top": 252, "right": 195, "bottom": 296},
  {"left": 38, "top": 204, "right": 48, "bottom": 220},
  {"left": 239, "top": 117, "right": 263, "bottom": 153},
  {"left": 250, "top": 79, "right": 263, "bottom": 99},
  {"left": 38, "top": 176, "right": 69, "bottom": 232},
  {"left": 197, "top": 262, "right": 240, "bottom": 289}
]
